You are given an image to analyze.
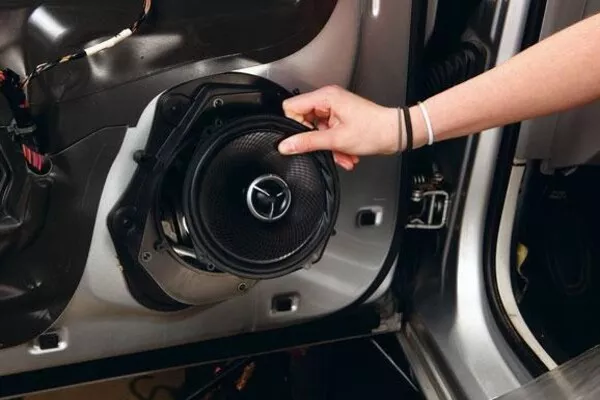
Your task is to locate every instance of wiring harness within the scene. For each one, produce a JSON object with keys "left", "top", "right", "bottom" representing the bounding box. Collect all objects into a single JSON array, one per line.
[{"left": 0, "top": 0, "right": 152, "bottom": 173}]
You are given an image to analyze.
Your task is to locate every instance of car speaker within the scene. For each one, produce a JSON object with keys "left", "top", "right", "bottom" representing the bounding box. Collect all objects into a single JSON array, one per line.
[
  {"left": 183, "top": 114, "right": 339, "bottom": 279},
  {"left": 108, "top": 72, "right": 341, "bottom": 310}
]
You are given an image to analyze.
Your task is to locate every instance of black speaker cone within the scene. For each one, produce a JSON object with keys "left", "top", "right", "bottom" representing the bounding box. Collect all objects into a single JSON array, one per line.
[{"left": 183, "top": 115, "right": 339, "bottom": 279}]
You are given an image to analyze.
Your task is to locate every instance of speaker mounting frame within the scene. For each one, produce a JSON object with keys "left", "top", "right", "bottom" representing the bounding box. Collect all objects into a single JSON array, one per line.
[{"left": 107, "top": 73, "right": 298, "bottom": 311}]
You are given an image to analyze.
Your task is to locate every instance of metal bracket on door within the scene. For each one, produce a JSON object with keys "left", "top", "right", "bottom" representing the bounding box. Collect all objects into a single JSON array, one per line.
[
  {"left": 406, "top": 169, "right": 450, "bottom": 231},
  {"left": 406, "top": 190, "right": 450, "bottom": 230}
]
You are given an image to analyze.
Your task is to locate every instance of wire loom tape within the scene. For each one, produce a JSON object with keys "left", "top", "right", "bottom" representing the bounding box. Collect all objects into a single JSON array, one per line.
[{"left": 85, "top": 29, "right": 134, "bottom": 56}]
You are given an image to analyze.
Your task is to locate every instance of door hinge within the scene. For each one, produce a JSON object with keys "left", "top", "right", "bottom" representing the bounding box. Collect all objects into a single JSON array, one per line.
[{"left": 406, "top": 172, "right": 450, "bottom": 230}]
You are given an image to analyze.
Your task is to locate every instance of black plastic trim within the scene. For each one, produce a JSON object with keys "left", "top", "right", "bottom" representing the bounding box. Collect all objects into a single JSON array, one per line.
[
  {"left": 108, "top": 73, "right": 295, "bottom": 310},
  {"left": 0, "top": 127, "right": 123, "bottom": 348}
]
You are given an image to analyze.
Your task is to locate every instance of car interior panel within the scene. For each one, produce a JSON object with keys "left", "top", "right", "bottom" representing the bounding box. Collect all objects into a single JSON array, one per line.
[{"left": 1, "top": 1, "right": 599, "bottom": 399}]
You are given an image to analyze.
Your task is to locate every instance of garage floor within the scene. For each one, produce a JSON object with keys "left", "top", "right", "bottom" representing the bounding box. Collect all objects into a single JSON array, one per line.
[{"left": 25, "top": 369, "right": 185, "bottom": 400}]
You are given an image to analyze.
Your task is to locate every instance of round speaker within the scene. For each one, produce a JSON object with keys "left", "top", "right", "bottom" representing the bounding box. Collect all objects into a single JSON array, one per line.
[{"left": 182, "top": 114, "right": 339, "bottom": 279}]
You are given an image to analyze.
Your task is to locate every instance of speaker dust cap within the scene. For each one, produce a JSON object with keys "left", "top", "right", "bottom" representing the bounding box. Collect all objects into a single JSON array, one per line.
[{"left": 182, "top": 115, "right": 339, "bottom": 279}]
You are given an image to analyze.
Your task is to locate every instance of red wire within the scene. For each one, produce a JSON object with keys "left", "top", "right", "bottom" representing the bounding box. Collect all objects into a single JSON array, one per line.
[
  {"left": 34, "top": 150, "right": 42, "bottom": 171},
  {"left": 21, "top": 144, "right": 44, "bottom": 171},
  {"left": 24, "top": 145, "right": 30, "bottom": 163}
]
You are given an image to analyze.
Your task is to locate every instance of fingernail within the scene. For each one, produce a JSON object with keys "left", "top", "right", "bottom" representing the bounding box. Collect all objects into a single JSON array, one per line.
[
  {"left": 292, "top": 115, "right": 305, "bottom": 125},
  {"left": 337, "top": 160, "right": 353, "bottom": 171},
  {"left": 279, "top": 140, "right": 296, "bottom": 154}
]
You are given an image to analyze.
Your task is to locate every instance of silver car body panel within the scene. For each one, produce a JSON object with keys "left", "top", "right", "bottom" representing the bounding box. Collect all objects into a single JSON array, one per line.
[
  {"left": 0, "top": 0, "right": 413, "bottom": 376},
  {"left": 401, "top": 1, "right": 536, "bottom": 399},
  {"left": 497, "top": 346, "right": 600, "bottom": 400}
]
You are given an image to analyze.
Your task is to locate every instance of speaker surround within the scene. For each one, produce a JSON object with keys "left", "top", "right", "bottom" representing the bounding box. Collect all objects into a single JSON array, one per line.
[{"left": 183, "top": 115, "right": 339, "bottom": 279}]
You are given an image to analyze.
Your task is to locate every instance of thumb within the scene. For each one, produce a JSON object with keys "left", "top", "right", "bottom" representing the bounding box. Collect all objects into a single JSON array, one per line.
[{"left": 278, "top": 130, "right": 336, "bottom": 154}]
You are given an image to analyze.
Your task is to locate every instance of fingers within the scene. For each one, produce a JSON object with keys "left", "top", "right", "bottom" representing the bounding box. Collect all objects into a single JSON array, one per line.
[
  {"left": 333, "top": 152, "right": 359, "bottom": 171},
  {"left": 281, "top": 85, "right": 360, "bottom": 171},
  {"left": 282, "top": 85, "right": 340, "bottom": 124},
  {"left": 316, "top": 120, "right": 328, "bottom": 131},
  {"left": 333, "top": 152, "right": 353, "bottom": 170},
  {"left": 278, "top": 129, "right": 338, "bottom": 154}
]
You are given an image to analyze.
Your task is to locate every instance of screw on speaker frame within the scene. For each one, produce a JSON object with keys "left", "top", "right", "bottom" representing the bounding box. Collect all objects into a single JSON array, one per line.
[
  {"left": 154, "top": 240, "right": 169, "bottom": 252},
  {"left": 121, "top": 217, "right": 133, "bottom": 229},
  {"left": 237, "top": 282, "right": 248, "bottom": 292},
  {"left": 115, "top": 206, "right": 138, "bottom": 232},
  {"left": 161, "top": 94, "right": 191, "bottom": 125},
  {"left": 212, "top": 98, "right": 224, "bottom": 108},
  {"left": 133, "top": 150, "right": 154, "bottom": 168},
  {"left": 141, "top": 252, "right": 153, "bottom": 263}
]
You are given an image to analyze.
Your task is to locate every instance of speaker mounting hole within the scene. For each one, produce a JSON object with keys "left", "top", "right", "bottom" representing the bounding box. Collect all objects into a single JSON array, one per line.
[{"left": 271, "top": 294, "right": 299, "bottom": 314}]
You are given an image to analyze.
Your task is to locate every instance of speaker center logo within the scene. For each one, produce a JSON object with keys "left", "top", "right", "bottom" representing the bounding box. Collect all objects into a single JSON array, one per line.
[{"left": 246, "top": 174, "right": 291, "bottom": 222}]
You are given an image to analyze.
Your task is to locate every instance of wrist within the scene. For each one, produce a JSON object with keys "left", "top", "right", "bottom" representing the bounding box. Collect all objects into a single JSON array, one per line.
[
  {"left": 381, "top": 106, "right": 401, "bottom": 154},
  {"left": 408, "top": 105, "right": 429, "bottom": 149}
]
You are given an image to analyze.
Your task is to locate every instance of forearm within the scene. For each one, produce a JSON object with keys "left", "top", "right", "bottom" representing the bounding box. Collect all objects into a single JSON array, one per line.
[{"left": 409, "top": 13, "right": 600, "bottom": 147}]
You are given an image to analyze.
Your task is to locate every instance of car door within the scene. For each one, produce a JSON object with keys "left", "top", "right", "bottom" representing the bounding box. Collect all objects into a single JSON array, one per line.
[
  {"left": 396, "top": 0, "right": 572, "bottom": 399},
  {"left": 0, "top": 1, "right": 415, "bottom": 397}
]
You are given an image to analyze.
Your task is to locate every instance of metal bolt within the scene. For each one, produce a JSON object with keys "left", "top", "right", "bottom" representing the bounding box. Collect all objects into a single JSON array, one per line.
[
  {"left": 413, "top": 175, "right": 426, "bottom": 185},
  {"left": 116, "top": 207, "right": 137, "bottom": 232},
  {"left": 206, "top": 264, "right": 215, "bottom": 272},
  {"left": 161, "top": 94, "right": 191, "bottom": 125},
  {"left": 213, "top": 98, "right": 224, "bottom": 107},
  {"left": 214, "top": 118, "right": 223, "bottom": 127},
  {"left": 411, "top": 190, "right": 424, "bottom": 202},
  {"left": 133, "top": 150, "right": 147, "bottom": 164},
  {"left": 122, "top": 218, "right": 132, "bottom": 229},
  {"left": 237, "top": 282, "right": 248, "bottom": 292},
  {"left": 154, "top": 240, "right": 168, "bottom": 252},
  {"left": 141, "top": 252, "right": 152, "bottom": 263}
]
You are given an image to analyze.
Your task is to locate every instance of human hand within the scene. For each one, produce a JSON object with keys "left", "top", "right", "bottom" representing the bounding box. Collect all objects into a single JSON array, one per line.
[{"left": 277, "top": 85, "right": 399, "bottom": 171}]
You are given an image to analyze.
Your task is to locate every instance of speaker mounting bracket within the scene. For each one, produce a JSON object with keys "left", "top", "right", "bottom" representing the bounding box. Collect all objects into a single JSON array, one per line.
[{"left": 107, "top": 73, "right": 294, "bottom": 311}]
